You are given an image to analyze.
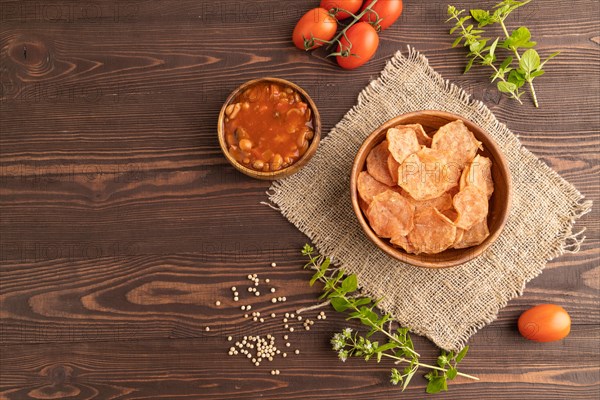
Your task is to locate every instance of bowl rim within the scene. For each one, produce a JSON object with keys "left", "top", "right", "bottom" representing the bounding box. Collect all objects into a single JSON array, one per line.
[
  {"left": 350, "top": 110, "right": 513, "bottom": 269},
  {"left": 217, "top": 77, "right": 321, "bottom": 180}
]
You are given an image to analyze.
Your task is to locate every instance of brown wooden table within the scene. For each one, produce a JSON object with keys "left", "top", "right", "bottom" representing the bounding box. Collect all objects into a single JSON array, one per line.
[{"left": 1, "top": 1, "right": 599, "bottom": 399}]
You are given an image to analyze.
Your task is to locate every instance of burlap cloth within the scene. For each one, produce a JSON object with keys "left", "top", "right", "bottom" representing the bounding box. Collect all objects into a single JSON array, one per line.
[{"left": 267, "top": 48, "right": 592, "bottom": 351}]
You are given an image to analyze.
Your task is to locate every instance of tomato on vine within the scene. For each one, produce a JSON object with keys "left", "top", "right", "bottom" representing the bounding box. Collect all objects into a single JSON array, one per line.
[
  {"left": 292, "top": 1, "right": 404, "bottom": 69},
  {"left": 360, "top": 0, "right": 403, "bottom": 31},
  {"left": 293, "top": 8, "right": 338, "bottom": 51},
  {"left": 336, "top": 22, "right": 380, "bottom": 70},
  {"left": 320, "top": 0, "right": 363, "bottom": 20}
]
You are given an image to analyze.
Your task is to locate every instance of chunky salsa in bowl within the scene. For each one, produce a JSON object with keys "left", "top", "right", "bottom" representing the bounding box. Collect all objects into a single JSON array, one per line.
[{"left": 218, "top": 78, "right": 321, "bottom": 180}]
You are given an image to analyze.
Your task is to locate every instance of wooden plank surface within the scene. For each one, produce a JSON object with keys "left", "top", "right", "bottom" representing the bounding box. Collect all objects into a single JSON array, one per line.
[{"left": 1, "top": 0, "right": 599, "bottom": 398}]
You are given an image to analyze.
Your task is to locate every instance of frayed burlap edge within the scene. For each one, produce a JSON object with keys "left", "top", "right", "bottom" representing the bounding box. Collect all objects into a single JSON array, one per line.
[{"left": 266, "top": 47, "right": 592, "bottom": 351}]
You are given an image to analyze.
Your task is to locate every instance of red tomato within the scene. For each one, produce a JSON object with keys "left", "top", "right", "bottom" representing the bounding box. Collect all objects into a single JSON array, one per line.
[
  {"left": 360, "top": 0, "right": 403, "bottom": 31},
  {"left": 320, "top": 0, "right": 364, "bottom": 20},
  {"left": 293, "top": 8, "right": 338, "bottom": 51},
  {"left": 518, "top": 304, "right": 571, "bottom": 343},
  {"left": 336, "top": 22, "right": 379, "bottom": 70}
]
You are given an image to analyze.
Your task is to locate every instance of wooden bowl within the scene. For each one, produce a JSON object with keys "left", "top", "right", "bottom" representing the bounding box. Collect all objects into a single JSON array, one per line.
[
  {"left": 217, "top": 77, "right": 321, "bottom": 180},
  {"left": 350, "top": 110, "right": 512, "bottom": 269}
]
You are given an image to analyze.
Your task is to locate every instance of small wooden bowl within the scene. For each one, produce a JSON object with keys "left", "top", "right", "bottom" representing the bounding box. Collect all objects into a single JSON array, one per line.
[
  {"left": 217, "top": 77, "right": 321, "bottom": 180},
  {"left": 350, "top": 110, "right": 512, "bottom": 269}
]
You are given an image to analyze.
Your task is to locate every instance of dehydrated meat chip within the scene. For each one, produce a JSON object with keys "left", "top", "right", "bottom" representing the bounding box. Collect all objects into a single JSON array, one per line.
[
  {"left": 453, "top": 186, "right": 489, "bottom": 230},
  {"left": 357, "top": 171, "right": 396, "bottom": 205},
  {"left": 398, "top": 147, "right": 460, "bottom": 201},
  {"left": 387, "top": 154, "right": 400, "bottom": 185},
  {"left": 387, "top": 127, "right": 420, "bottom": 165},
  {"left": 454, "top": 218, "right": 490, "bottom": 249},
  {"left": 431, "top": 120, "right": 482, "bottom": 169},
  {"left": 407, "top": 207, "right": 457, "bottom": 254},
  {"left": 463, "top": 155, "right": 494, "bottom": 199},
  {"left": 366, "top": 191, "right": 415, "bottom": 238},
  {"left": 367, "top": 141, "right": 395, "bottom": 186},
  {"left": 390, "top": 235, "right": 417, "bottom": 254}
]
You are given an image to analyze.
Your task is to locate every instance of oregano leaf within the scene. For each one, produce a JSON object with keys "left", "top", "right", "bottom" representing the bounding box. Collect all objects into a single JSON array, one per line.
[
  {"left": 455, "top": 346, "right": 469, "bottom": 363},
  {"left": 341, "top": 274, "right": 358, "bottom": 292},
  {"left": 470, "top": 9, "right": 490, "bottom": 25},
  {"left": 497, "top": 81, "right": 517, "bottom": 93},
  {"left": 499, "top": 56, "right": 513, "bottom": 70},
  {"left": 354, "top": 297, "right": 372, "bottom": 307},
  {"left": 447, "top": 367, "right": 458, "bottom": 380},
  {"left": 530, "top": 70, "right": 545, "bottom": 78},
  {"left": 331, "top": 297, "right": 350, "bottom": 312},
  {"left": 508, "top": 70, "right": 526, "bottom": 88},
  {"left": 319, "top": 257, "right": 331, "bottom": 274},
  {"left": 520, "top": 49, "right": 541, "bottom": 74},
  {"left": 376, "top": 342, "right": 398, "bottom": 353},
  {"left": 452, "top": 36, "right": 463, "bottom": 48},
  {"left": 489, "top": 37, "right": 499, "bottom": 58},
  {"left": 503, "top": 26, "right": 536, "bottom": 49},
  {"left": 426, "top": 376, "right": 447, "bottom": 394}
]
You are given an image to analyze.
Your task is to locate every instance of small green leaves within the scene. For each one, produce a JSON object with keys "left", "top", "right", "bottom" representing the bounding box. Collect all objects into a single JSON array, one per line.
[
  {"left": 470, "top": 9, "right": 488, "bottom": 23},
  {"left": 493, "top": 0, "right": 532, "bottom": 21},
  {"left": 508, "top": 69, "right": 526, "bottom": 88},
  {"left": 437, "top": 353, "right": 450, "bottom": 368},
  {"left": 301, "top": 244, "right": 314, "bottom": 256},
  {"left": 426, "top": 373, "right": 448, "bottom": 394},
  {"left": 402, "top": 365, "right": 417, "bottom": 391},
  {"left": 447, "top": 0, "right": 556, "bottom": 107},
  {"left": 469, "top": 40, "right": 487, "bottom": 53},
  {"left": 303, "top": 244, "right": 477, "bottom": 394},
  {"left": 502, "top": 26, "right": 536, "bottom": 49},
  {"left": 470, "top": 9, "right": 497, "bottom": 27},
  {"left": 423, "top": 347, "right": 470, "bottom": 393},
  {"left": 390, "top": 368, "right": 402, "bottom": 385}
]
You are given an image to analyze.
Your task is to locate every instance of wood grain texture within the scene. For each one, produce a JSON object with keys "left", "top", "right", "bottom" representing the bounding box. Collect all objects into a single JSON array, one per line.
[{"left": 1, "top": 0, "right": 599, "bottom": 398}]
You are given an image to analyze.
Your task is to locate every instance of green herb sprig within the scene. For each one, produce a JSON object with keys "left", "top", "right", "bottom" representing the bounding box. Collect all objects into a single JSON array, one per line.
[
  {"left": 447, "top": 0, "right": 559, "bottom": 107},
  {"left": 300, "top": 244, "right": 478, "bottom": 394}
]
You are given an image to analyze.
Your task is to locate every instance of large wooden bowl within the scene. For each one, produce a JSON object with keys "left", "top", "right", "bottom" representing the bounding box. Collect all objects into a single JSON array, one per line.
[
  {"left": 217, "top": 77, "right": 321, "bottom": 180},
  {"left": 350, "top": 110, "right": 512, "bottom": 269}
]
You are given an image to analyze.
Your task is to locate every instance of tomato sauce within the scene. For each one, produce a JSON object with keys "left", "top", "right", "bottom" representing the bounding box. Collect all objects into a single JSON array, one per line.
[{"left": 224, "top": 82, "right": 314, "bottom": 172}]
